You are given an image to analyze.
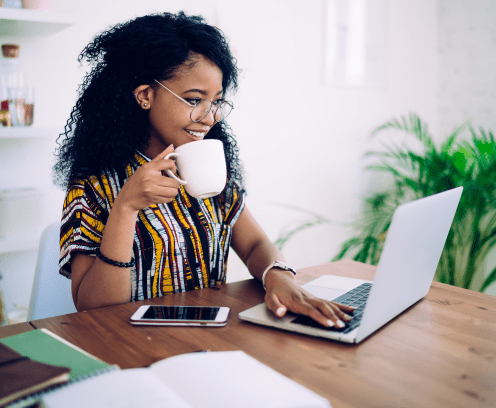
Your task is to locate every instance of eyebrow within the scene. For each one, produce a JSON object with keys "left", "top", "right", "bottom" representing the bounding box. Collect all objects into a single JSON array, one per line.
[{"left": 183, "top": 89, "right": 224, "bottom": 96}]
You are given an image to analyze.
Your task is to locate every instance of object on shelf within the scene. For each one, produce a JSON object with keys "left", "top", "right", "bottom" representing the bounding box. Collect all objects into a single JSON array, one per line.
[
  {"left": 7, "top": 86, "right": 33, "bottom": 126},
  {"left": 22, "top": 0, "right": 51, "bottom": 11},
  {"left": 2, "top": 0, "right": 22, "bottom": 8},
  {"left": 0, "top": 44, "right": 34, "bottom": 127},
  {"left": 0, "top": 188, "right": 44, "bottom": 238}
]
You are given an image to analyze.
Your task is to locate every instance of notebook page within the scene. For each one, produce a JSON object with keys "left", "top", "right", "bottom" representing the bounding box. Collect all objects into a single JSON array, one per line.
[
  {"left": 40, "top": 369, "right": 192, "bottom": 408},
  {"left": 149, "top": 350, "right": 331, "bottom": 408}
]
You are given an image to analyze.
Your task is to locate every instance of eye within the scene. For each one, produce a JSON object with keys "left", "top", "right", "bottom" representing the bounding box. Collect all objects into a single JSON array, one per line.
[
  {"left": 213, "top": 98, "right": 226, "bottom": 106},
  {"left": 185, "top": 98, "right": 201, "bottom": 106}
]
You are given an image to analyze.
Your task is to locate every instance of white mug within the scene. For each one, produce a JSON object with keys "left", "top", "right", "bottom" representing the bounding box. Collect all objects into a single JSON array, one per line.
[{"left": 165, "top": 139, "right": 227, "bottom": 199}]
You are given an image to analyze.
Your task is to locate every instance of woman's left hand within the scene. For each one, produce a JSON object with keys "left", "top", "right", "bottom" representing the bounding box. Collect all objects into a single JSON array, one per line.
[{"left": 263, "top": 269, "right": 356, "bottom": 328}]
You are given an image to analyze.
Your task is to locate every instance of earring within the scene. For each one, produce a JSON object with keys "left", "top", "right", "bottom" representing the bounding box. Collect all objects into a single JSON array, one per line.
[{"left": 144, "top": 103, "right": 148, "bottom": 107}]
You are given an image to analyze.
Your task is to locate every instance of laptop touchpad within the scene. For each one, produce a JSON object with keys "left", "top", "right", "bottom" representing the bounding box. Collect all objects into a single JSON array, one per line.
[
  {"left": 302, "top": 285, "right": 346, "bottom": 301},
  {"left": 302, "top": 275, "right": 369, "bottom": 301}
]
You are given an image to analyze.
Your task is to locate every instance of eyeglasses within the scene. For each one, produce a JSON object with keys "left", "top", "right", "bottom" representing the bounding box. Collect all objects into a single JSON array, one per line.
[{"left": 153, "top": 79, "right": 233, "bottom": 123}]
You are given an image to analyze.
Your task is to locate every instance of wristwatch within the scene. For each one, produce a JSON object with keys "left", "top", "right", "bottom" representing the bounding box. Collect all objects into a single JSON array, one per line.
[{"left": 261, "top": 260, "right": 297, "bottom": 290}]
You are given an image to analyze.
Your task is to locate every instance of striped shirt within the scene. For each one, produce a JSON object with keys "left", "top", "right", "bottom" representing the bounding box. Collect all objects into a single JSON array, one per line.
[{"left": 59, "top": 151, "right": 246, "bottom": 301}]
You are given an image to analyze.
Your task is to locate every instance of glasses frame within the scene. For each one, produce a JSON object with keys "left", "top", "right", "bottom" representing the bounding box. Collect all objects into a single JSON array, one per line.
[{"left": 153, "top": 79, "right": 233, "bottom": 123}]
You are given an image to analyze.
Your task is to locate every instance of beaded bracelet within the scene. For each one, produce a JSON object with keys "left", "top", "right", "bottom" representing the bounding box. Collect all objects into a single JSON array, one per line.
[{"left": 95, "top": 248, "right": 135, "bottom": 268}]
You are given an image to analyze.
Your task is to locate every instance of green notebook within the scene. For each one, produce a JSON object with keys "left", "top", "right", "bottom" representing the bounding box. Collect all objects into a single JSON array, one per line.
[{"left": 0, "top": 328, "right": 119, "bottom": 407}]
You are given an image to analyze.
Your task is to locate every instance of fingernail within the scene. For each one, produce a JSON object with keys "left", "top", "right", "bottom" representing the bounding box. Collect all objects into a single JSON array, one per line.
[
  {"left": 276, "top": 307, "right": 286, "bottom": 316},
  {"left": 327, "top": 320, "right": 335, "bottom": 327},
  {"left": 342, "top": 314, "right": 353, "bottom": 321},
  {"left": 169, "top": 144, "right": 174, "bottom": 149},
  {"left": 336, "top": 320, "right": 345, "bottom": 328}
]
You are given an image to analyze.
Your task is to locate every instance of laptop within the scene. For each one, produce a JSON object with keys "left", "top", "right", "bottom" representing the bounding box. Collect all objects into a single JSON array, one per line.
[{"left": 238, "top": 187, "right": 463, "bottom": 344}]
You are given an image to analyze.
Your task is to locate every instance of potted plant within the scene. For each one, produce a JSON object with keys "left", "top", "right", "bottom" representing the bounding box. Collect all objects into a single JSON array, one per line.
[{"left": 275, "top": 113, "right": 496, "bottom": 293}]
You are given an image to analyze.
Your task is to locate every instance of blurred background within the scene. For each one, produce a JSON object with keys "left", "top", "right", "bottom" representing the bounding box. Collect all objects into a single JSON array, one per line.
[{"left": 0, "top": 0, "right": 495, "bottom": 324}]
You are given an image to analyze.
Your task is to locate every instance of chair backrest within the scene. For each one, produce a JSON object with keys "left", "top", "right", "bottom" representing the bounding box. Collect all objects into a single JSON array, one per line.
[{"left": 28, "top": 222, "right": 77, "bottom": 320}]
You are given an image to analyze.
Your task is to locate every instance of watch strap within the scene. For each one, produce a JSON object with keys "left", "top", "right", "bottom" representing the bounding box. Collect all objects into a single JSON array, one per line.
[{"left": 261, "top": 261, "right": 297, "bottom": 290}]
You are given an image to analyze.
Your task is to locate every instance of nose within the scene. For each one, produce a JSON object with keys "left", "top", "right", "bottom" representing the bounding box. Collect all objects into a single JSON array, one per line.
[{"left": 199, "top": 107, "right": 217, "bottom": 126}]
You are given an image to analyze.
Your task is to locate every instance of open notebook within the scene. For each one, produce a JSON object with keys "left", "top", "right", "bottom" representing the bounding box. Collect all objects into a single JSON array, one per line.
[{"left": 40, "top": 350, "right": 331, "bottom": 408}]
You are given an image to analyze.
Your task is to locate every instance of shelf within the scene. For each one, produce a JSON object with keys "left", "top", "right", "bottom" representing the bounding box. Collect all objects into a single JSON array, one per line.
[
  {"left": 0, "top": 8, "right": 74, "bottom": 36},
  {"left": 0, "top": 126, "right": 61, "bottom": 138},
  {"left": 0, "top": 231, "right": 41, "bottom": 254}
]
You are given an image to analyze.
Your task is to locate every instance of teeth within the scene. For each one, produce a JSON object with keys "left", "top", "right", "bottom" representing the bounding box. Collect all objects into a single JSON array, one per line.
[{"left": 186, "top": 130, "right": 204, "bottom": 138}]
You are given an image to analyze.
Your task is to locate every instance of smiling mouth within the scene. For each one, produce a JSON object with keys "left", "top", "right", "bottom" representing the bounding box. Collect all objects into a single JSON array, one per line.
[{"left": 185, "top": 129, "right": 205, "bottom": 138}]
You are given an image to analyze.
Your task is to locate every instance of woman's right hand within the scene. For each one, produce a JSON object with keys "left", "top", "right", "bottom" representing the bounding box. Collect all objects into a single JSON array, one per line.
[{"left": 116, "top": 144, "right": 180, "bottom": 212}]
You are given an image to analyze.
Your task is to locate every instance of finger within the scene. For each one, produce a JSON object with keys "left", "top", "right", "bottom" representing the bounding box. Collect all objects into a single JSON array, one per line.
[
  {"left": 140, "top": 175, "right": 179, "bottom": 195},
  {"left": 155, "top": 175, "right": 180, "bottom": 189},
  {"left": 288, "top": 301, "right": 335, "bottom": 328},
  {"left": 152, "top": 144, "right": 175, "bottom": 161},
  {"left": 294, "top": 287, "right": 351, "bottom": 321},
  {"left": 332, "top": 301, "right": 357, "bottom": 312},
  {"left": 323, "top": 301, "right": 355, "bottom": 322},
  {"left": 154, "top": 159, "right": 177, "bottom": 173},
  {"left": 264, "top": 292, "right": 288, "bottom": 317},
  {"left": 147, "top": 187, "right": 180, "bottom": 203},
  {"left": 154, "top": 190, "right": 180, "bottom": 203},
  {"left": 308, "top": 299, "right": 351, "bottom": 326},
  {"left": 151, "top": 181, "right": 181, "bottom": 196},
  {"left": 267, "top": 292, "right": 334, "bottom": 328}
]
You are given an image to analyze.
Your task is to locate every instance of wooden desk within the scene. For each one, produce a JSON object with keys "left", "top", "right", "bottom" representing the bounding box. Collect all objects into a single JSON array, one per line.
[
  {"left": 0, "top": 321, "right": 34, "bottom": 339},
  {"left": 1, "top": 260, "right": 495, "bottom": 408}
]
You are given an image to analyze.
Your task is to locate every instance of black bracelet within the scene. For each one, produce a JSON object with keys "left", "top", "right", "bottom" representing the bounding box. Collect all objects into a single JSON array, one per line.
[{"left": 95, "top": 247, "right": 135, "bottom": 268}]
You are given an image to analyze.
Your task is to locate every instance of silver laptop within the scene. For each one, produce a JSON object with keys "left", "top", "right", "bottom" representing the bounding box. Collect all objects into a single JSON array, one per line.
[{"left": 239, "top": 187, "right": 463, "bottom": 344}]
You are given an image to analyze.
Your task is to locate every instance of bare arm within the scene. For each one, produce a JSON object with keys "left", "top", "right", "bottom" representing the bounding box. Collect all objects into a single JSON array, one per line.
[
  {"left": 70, "top": 203, "right": 137, "bottom": 311},
  {"left": 70, "top": 145, "right": 180, "bottom": 311},
  {"left": 230, "top": 207, "right": 289, "bottom": 282},
  {"left": 231, "top": 207, "right": 355, "bottom": 328}
]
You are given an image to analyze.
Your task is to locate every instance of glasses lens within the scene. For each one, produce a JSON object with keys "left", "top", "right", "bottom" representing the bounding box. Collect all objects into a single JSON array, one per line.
[
  {"left": 218, "top": 102, "right": 233, "bottom": 121},
  {"left": 190, "top": 100, "right": 233, "bottom": 122},
  {"left": 191, "top": 100, "right": 211, "bottom": 122},
  {"left": 211, "top": 102, "right": 232, "bottom": 122}
]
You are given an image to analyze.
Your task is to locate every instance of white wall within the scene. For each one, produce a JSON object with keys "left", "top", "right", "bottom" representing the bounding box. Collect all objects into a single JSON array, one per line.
[
  {"left": 2, "top": 0, "right": 493, "bottom": 321},
  {"left": 438, "top": 0, "right": 496, "bottom": 136}
]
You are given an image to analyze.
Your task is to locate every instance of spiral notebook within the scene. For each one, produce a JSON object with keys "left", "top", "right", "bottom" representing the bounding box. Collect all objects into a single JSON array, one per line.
[
  {"left": 0, "top": 342, "right": 70, "bottom": 406},
  {"left": 0, "top": 328, "right": 119, "bottom": 408}
]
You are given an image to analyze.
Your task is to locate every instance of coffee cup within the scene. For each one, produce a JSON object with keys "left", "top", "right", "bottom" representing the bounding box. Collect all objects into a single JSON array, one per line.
[{"left": 165, "top": 139, "right": 227, "bottom": 199}]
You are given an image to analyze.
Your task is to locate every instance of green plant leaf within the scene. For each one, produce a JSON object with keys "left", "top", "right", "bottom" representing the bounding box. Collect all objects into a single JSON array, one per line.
[{"left": 480, "top": 265, "right": 496, "bottom": 293}]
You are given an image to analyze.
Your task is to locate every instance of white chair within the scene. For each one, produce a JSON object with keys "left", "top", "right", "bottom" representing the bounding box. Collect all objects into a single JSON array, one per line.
[{"left": 28, "top": 222, "right": 77, "bottom": 320}]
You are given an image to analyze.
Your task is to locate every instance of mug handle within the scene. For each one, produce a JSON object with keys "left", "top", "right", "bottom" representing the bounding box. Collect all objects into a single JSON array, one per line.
[{"left": 164, "top": 152, "right": 187, "bottom": 185}]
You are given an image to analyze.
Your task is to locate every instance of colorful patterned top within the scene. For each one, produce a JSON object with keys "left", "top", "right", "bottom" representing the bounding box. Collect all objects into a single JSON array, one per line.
[{"left": 59, "top": 151, "right": 246, "bottom": 301}]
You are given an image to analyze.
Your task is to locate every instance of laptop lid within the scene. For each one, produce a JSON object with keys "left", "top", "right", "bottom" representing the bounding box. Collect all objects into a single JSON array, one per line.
[{"left": 355, "top": 187, "right": 463, "bottom": 342}]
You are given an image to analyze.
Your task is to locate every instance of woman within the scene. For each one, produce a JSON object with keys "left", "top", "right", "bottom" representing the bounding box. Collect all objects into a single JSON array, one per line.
[{"left": 54, "top": 11, "right": 354, "bottom": 328}]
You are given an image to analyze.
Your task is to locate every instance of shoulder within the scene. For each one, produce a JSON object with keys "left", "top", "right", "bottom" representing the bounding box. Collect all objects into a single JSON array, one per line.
[
  {"left": 216, "top": 179, "right": 246, "bottom": 224},
  {"left": 219, "top": 179, "right": 245, "bottom": 203}
]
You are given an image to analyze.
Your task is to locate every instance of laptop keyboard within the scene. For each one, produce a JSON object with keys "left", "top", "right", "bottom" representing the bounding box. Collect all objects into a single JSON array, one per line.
[{"left": 291, "top": 282, "right": 372, "bottom": 333}]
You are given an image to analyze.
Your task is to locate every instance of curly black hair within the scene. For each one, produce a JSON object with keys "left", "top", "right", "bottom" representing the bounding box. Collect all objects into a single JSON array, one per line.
[{"left": 53, "top": 11, "right": 244, "bottom": 191}]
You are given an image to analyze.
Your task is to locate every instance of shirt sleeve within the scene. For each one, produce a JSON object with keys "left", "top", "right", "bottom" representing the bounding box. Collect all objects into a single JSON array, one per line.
[
  {"left": 59, "top": 176, "right": 109, "bottom": 279},
  {"left": 221, "top": 180, "right": 247, "bottom": 226}
]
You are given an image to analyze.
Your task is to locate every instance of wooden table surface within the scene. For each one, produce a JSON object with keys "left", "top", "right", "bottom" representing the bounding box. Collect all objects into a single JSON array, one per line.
[{"left": 1, "top": 259, "right": 495, "bottom": 408}]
